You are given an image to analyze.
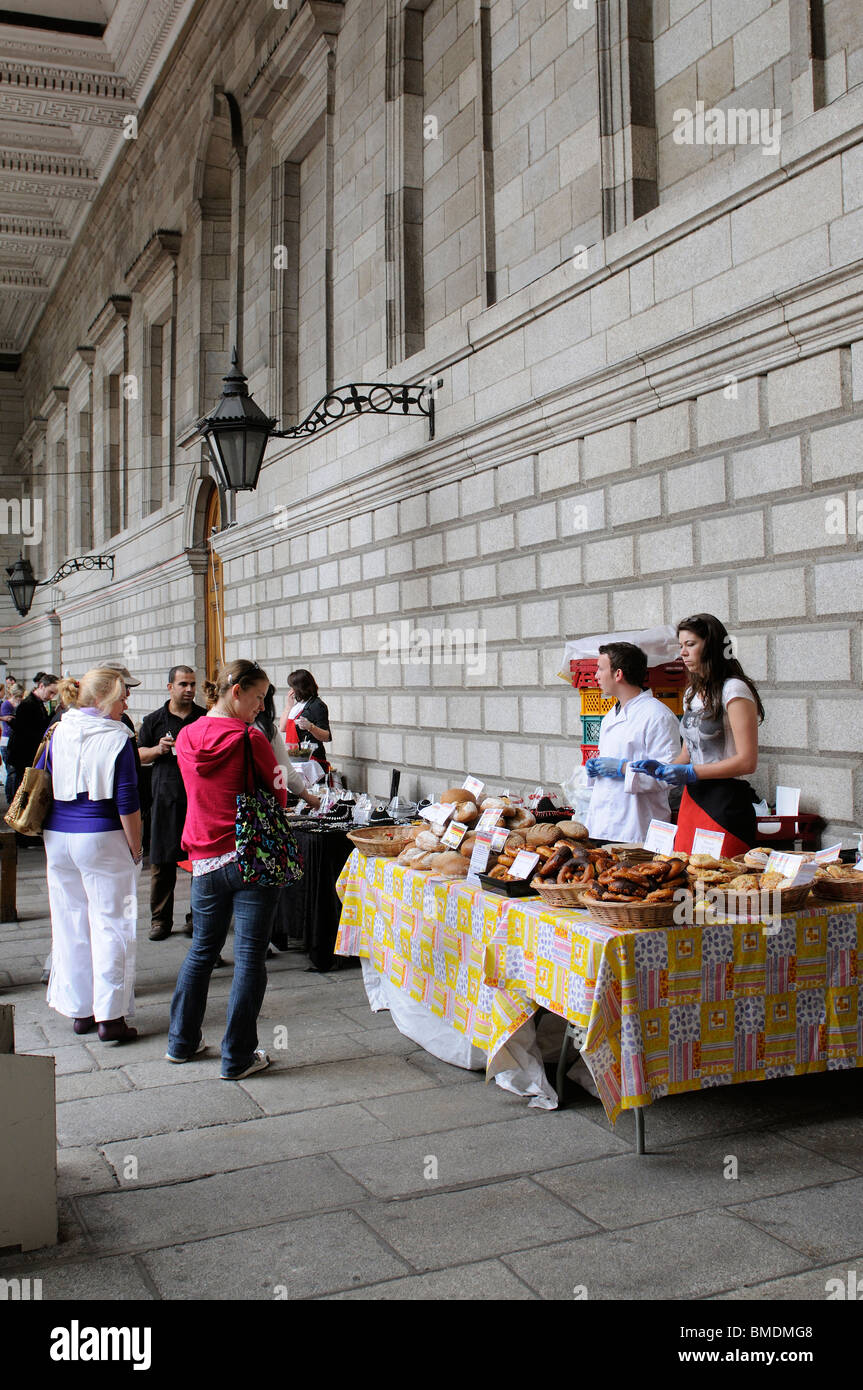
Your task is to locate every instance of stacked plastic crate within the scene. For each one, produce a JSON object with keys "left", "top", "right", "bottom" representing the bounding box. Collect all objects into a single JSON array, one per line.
[{"left": 569, "top": 658, "right": 688, "bottom": 764}]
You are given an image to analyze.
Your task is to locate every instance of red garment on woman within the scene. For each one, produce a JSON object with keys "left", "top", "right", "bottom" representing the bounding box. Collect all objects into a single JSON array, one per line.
[
  {"left": 674, "top": 785, "right": 751, "bottom": 859},
  {"left": 176, "top": 717, "right": 287, "bottom": 860}
]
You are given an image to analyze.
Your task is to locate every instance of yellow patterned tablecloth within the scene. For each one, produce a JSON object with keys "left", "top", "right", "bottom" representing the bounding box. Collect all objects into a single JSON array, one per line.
[{"left": 336, "top": 851, "right": 863, "bottom": 1124}]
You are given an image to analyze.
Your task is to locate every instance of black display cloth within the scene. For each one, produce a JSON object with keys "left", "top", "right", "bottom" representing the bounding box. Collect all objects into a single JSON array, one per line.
[{"left": 272, "top": 825, "right": 354, "bottom": 972}]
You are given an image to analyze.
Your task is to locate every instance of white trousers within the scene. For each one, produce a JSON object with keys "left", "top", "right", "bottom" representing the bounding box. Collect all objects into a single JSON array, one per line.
[{"left": 44, "top": 829, "right": 139, "bottom": 1022}]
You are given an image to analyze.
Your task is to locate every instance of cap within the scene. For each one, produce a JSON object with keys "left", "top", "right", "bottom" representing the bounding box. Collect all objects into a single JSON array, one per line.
[{"left": 99, "top": 662, "right": 141, "bottom": 687}]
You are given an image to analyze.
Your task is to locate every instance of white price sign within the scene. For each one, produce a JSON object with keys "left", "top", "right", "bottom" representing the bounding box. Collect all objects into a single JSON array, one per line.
[
  {"left": 643, "top": 819, "right": 677, "bottom": 855},
  {"left": 813, "top": 844, "right": 842, "bottom": 863},
  {"left": 507, "top": 850, "right": 540, "bottom": 881},
  {"left": 476, "top": 808, "right": 503, "bottom": 832},
  {"left": 462, "top": 775, "right": 484, "bottom": 798},
  {"left": 691, "top": 829, "right": 726, "bottom": 859},
  {"left": 441, "top": 820, "right": 467, "bottom": 849},
  {"left": 467, "top": 832, "right": 494, "bottom": 885},
  {"left": 420, "top": 801, "right": 456, "bottom": 828},
  {"left": 763, "top": 851, "right": 817, "bottom": 885}
]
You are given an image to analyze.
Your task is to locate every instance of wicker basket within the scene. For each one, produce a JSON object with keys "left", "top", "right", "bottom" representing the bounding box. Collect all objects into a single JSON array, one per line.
[
  {"left": 534, "top": 880, "right": 595, "bottom": 909},
  {"left": 576, "top": 892, "right": 686, "bottom": 927},
  {"left": 703, "top": 882, "right": 813, "bottom": 915},
  {"left": 346, "top": 826, "right": 416, "bottom": 858},
  {"left": 811, "top": 876, "right": 863, "bottom": 903}
]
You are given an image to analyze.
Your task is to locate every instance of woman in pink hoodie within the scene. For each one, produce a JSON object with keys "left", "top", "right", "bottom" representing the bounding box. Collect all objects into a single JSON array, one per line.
[{"left": 167, "top": 659, "right": 287, "bottom": 1080}]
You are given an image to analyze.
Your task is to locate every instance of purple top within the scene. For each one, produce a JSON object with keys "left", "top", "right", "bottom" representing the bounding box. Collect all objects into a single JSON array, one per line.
[
  {"left": 37, "top": 737, "right": 139, "bottom": 833},
  {"left": 0, "top": 698, "right": 16, "bottom": 732}
]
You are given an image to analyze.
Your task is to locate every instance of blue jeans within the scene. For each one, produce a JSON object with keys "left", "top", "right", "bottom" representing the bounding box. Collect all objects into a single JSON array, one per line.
[{"left": 168, "top": 860, "right": 281, "bottom": 1075}]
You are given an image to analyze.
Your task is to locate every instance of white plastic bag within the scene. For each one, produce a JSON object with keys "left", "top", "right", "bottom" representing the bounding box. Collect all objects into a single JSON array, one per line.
[{"left": 561, "top": 763, "right": 592, "bottom": 823}]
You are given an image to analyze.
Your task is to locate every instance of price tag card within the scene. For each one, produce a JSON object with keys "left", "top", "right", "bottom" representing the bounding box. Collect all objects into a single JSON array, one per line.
[
  {"left": 476, "top": 808, "right": 503, "bottom": 832},
  {"left": 420, "top": 801, "right": 456, "bottom": 828},
  {"left": 643, "top": 819, "right": 677, "bottom": 855},
  {"left": 691, "top": 828, "right": 726, "bottom": 859},
  {"left": 462, "top": 775, "right": 484, "bottom": 798},
  {"left": 813, "top": 844, "right": 842, "bottom": 863},
  {"left": 441, "top": 820, "right": 467, "bottom": 849},
  {"left": 764, "top": 851, "right": 817, "bottom": 885},
  {"left": 507, "top": 850, "right": 540, "bottom": 881},
  {"left": 467, "top": 832, "right": 494, "bottom": 885},
  {"left": 490, "top": 826, "right": 510, "bottom": 852}
]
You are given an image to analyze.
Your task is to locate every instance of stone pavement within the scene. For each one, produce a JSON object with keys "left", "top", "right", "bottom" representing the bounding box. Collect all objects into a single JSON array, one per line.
[{"left": 2, "top": 845, "right": 863, "bottom": 1302}]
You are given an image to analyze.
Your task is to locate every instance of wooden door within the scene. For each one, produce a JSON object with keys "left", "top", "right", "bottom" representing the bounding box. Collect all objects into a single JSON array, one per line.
[{"left": 204, "top": 486, "right": 224, "bottom": 680}]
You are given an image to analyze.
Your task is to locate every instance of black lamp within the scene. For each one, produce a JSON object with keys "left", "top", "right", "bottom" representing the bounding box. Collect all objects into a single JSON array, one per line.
[
  {"left": 5, "top": 555, "right": 37, "bottom": 617},
  {"left": 4, "top": 553, "right": 114, "bottom": 618},
  {"left": 195, "top": 348, "right": 277, "bottom": 493}
]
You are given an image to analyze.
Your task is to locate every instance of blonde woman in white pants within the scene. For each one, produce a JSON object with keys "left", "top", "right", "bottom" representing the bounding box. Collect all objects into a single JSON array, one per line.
[{"left": 36, "top": 668, "right": 143, "bottom": 1042}]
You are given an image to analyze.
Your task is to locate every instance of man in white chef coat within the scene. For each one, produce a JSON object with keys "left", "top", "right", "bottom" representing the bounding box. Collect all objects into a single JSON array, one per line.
[{"left": 584, "top": 642, "right": 682, "bottom": 843}]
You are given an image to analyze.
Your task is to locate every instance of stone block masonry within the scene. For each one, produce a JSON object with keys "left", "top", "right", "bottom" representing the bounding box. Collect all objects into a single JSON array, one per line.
[{"left": 4, "top": 0, "right": 863, "bottom": 842}]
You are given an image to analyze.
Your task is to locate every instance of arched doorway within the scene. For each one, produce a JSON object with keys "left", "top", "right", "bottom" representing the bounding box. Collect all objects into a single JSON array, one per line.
[{"left": 204, "top": 485, "right": 224, "bottom": 681}]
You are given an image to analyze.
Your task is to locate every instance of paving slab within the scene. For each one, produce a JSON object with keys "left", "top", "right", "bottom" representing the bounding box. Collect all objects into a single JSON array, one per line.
[
  {"left": 99, "top": 1102, "right": 393, "bottom": 1185},
  {"left": 336, "top": 1004, "right": 404, "bottom": 1031},
  {"left": 532, "top": 1132, "right": 857, "bottom": 1229},
  {"left": 325, "top": 1258, "right": 540, "bottom": 1300},
  {"left": 502, "top": 1209, "right": 811, "bottom": 1301},
  {"left": 22, "top": 1255, "right": 155, "bottom": 1301},
  {"left": 708, "top": 1254, "right": 863, "bottom": 1300},
  {"left": 766, "top": 1114, "right": 863, "bottom": 1175},
  {"left": 29, "top": 1044, "right": 97, "bottom": 1076},
  {"left": 76, "top": 1153, "right": 369, "bottom": 1254},
  {"left": 140, "top": 1211, "right": 409, "bottom": 1299},
  {"left": 729, "top": 1175, "right": 863, "bottom": 1263},
  {"left": 360, "top": 1177, "right": 597, "bottom": 1270},
  {"left": 56, "top": 1078, "right": 262, "bottom": 1147},
  {"left": 239, "top": 1054, "right": 438, "bottom": 1115},
  {"left": 335, "top": 1111, "right": 631, "bottom": 1198},
  {"left": 56, "top": 1068, "right": 134, "bottom": 1102},
  {"left": 57, "top": 1145, "right": 121, "bottom": 1198},
  {"left": 361, "top": 1076, "right": 525, "bottom": 1137},
  {"left": 402, "top": 1048, "right": 479, "bottom": 1085}
]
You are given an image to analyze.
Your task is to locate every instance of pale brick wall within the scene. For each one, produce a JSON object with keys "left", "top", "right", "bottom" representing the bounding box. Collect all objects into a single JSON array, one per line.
[{"left": 4, "top": 0, "right": 863, "bottom": 845}]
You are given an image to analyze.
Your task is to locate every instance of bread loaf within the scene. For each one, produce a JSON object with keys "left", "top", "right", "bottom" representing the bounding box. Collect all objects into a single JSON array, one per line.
[{"left": 415, "top": 830, "right": 443, "bottom": 851}]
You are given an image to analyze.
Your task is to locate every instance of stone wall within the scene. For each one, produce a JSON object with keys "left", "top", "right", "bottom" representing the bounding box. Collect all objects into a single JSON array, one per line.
[{"left": 3, "top": 0, "right": 862, "bottom": 842}]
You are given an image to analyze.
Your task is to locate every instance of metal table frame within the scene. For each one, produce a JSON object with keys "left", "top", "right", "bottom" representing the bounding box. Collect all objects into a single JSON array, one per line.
[{"left": 555, "top": 1019, "right": 646, "bottom": 1155}]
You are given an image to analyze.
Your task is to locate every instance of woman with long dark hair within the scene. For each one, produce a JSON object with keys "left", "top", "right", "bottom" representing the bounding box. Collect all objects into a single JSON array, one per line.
[
  {"left": 631, "top": 613, "right": 764, "bottom": 856},
  {"left": 279, "top": 669, "right": 331, "bottom": 772}
]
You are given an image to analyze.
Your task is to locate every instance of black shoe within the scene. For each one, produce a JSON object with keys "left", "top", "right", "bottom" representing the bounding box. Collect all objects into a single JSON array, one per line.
[
  {"left": 149, "top": 926, "right": 172, "bottom": 941},
  {"left": 183, "top": 920, "right": 194, "bottom": 937},
  {"left": 213, "top": 955, "right": 228, "bottom": 968}
]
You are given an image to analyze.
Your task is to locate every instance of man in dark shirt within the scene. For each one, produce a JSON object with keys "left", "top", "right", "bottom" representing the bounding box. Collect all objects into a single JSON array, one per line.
[
  {"left": 6, "top": 673, "right": 58, "bottom": 799},
  {"left": 138, "top": 666, "right": 206, "bottom": 940}
]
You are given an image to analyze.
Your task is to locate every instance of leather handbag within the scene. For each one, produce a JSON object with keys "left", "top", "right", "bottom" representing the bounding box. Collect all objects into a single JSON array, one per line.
[
  {"left": 235, "top": 727, "right": 304, "bottom": 887},
  {"left": 4, "top": 724, "right": 56, "bottom": 835}
]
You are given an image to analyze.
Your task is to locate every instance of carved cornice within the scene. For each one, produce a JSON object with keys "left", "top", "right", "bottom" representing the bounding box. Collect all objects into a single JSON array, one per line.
[
  {"left": 245, "top": 0, "right": 344, "bottom": 119},
  {"left": 88, "top": 294, "right": 132, "bottom": 344},
  {"left": 124, "top": 229, "right": 182, "bottom": 294},
  {"left": 0, "top": 62, "right": 130, "bottom": 100}
]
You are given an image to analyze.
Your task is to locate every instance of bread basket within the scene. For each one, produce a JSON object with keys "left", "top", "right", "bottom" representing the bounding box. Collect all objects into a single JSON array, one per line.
[
  {"left": 577, "top": 892, "right": 686, "bottom": 928},
  {"left": 533, "top": 880, "right": 594, "bottom": 909},
  {"left": 346, "top": 826, "right": 416, "bottom": 858},
  {"left": 811, "top": 874, "right": 863, "bottom": 903}
]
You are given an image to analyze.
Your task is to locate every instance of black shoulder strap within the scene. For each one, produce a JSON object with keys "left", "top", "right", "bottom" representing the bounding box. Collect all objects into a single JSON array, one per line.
[{"left": 242, "top": 726, "right": 258, "bottom": 794}]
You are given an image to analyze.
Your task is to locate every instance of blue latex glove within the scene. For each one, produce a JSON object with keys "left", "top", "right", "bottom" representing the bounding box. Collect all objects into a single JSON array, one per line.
[
  {"left": 629, "top": 758, "right": 664, "bottom": 778},
  {"left": 585, "top": 757, "right": 626, "bottom": 780},
  {"left": 656, "top": 763, "right": 697, "bottom": 786}
]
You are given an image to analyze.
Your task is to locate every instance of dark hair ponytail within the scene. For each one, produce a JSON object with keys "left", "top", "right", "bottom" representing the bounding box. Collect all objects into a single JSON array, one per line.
[{"left": 677, "top": 614, "right": 764, "bottom": 723}]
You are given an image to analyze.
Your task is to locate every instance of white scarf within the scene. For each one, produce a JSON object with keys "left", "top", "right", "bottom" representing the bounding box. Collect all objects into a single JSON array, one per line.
[
  {"left": 288, "top": 700, "right": 307, "bottom": 721},
  {"left": 50, "top": 706, "right": 132, "bottom": 801}
]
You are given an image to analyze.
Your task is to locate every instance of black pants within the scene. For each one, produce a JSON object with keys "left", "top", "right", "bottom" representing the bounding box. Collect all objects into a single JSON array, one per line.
[{"left": 150, "top": 861, "right": 193, "bottom": 932}]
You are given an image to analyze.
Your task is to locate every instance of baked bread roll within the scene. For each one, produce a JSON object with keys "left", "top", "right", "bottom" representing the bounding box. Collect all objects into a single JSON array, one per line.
[
  {"left": 480, "top": 796, "right": 517, "bottom": 818},
  {"left": 556, "top": 820, "right": 590, "bottom": 840},
  {"left": 398, "top": 846, "right": 428, "bottom": 866},
  {"left": 442, "top": 788, "right": 479, "bottom": 807},
  {"left": 427, "top": 850, "right": 469, "bottom": 877},
  {"left": 452, "top": 800, "right": 479, "bottom": 824},
  {"left": 526, "top": 824, "right": 561, "bottom": 847},
  {"left": 508, "top": 808, "right": 535, "bottom": 829},
  {"left": 504, "top": 831, "right": 526, "bottom": 851},
  {"left": 415, "top": 830, "right": 443, "bottom": 851}
]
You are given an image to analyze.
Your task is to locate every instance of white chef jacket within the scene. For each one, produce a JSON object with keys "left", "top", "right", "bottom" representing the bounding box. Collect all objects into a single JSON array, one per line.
[{"left": 585, "top": 690, "right": 682, "bottom": 843}]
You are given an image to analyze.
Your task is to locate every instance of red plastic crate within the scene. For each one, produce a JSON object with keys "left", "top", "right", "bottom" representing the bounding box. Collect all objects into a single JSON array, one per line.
[
  {"left": 647, "top": 661, "right": 687, "bottom": 690},
  {"left": 753, "top": 814, "right": 824, "bottom": 851},
  {"left": 580, "top": 743, "right": 599, "bottom": 765},
  {"left": 569, "top": 658, "right": 599, "bottom": 689}
]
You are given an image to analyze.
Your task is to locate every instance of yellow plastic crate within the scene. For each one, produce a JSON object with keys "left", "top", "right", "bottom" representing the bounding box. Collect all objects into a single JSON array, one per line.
[
  {"left": 654, "top": 688, "right": 684, "bottom": 716},
  {"left": 580, "top": 688, "right": 615, "bottom": 715}
]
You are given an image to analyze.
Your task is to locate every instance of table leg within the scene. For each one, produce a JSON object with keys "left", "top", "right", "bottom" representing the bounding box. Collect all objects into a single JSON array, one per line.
[
  {"left": 555, "top": 1026, "right": 570, "bottom": 1104},
  {"left": 634, "top": 1105, "right": 645, "bottom": 1155}
]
